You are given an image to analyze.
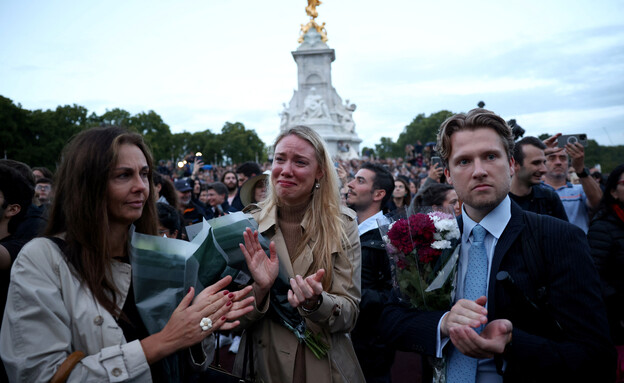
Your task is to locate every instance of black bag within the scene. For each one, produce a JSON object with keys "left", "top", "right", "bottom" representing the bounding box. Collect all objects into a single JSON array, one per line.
[{"left": 200, "top": 332, "right": 255, "bottom": 383}]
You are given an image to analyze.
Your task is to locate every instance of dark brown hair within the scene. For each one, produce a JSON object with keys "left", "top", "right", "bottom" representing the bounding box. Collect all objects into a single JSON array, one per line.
[
  {"left": 46, "top": 126, "right": 158, "bottom": 318},
  {"left": 436, "top": 108, "right": 514, "bottom": 167},
  {"left": 394, "top": 177, "right": 411, "bottom": 208},
  {"left": 513, "top": 136, "right": 546, "bottom": 166}
]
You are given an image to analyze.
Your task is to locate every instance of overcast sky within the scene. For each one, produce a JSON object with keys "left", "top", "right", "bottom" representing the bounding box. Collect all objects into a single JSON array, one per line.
[{"left": 1, "top": 0, "right": 623, "bottom": 150}]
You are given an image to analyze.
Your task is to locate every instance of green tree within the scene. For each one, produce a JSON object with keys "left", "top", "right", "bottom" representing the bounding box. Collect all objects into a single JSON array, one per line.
[
  {"left": 127, "top": 111, "right": 173, "bottom": 162},
  {"left": 374, "top": 137, "right": 400, "bottom": 159},
  {"left": 397, "top": 110, "right": 454, "bottom": 151},
  {"left": 360, "top": 146, "right": 375, "bottom": 158},
  {"left": 0, "top": 96, "right": 29, "bottom": 162},
  {"left": 2, "top": 103, "right": 89, "bottom": 169},
  {"left": 219, "top": 122, "right": 266, "bottom": 164},
  {"left": 190, "top": 130, "right": 221, "bottom": 165},
  {"left": 170, "top": 131, "right": 193, "bottom": 162},
  {"left": 97, "top": 108, "right": 132, "bottom": 128}
]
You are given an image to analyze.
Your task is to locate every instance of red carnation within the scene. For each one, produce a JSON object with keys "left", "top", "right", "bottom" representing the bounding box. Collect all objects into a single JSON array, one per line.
[
  {"left": 418, "top": 246, "right": 442, "bottom": 264},
  {"left": 408, "top": 214, "right": 437, "bottom": 247},
  {"left": 387, "top": 219, "right": 414, "bottom": 254}
]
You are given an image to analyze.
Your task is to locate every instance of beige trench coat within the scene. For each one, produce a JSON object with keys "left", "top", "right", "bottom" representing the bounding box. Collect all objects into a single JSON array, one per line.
[{"left": 233, "top": 204, "right": 365, "bottom": 383}]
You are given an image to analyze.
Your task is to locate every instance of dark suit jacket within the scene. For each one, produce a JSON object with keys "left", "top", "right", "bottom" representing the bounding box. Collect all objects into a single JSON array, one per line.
[
  {"left": 509, "top": 185, "right": 569, "bottom": 222},
  {"left": 352, "top": 228, "right": 394, "bottom": 382},
  {"left": 381, "top": 201, "right": 615, "bottom": 382}
]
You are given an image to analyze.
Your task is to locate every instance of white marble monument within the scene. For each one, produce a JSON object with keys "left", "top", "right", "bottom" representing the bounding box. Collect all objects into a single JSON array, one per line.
[{"left": 279, "top": 1, "right": 361, "bottom": 160}]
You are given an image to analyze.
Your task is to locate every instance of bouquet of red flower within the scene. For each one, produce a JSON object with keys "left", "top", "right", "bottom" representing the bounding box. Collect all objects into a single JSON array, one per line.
[{"left": 378, "top": 206, "right": 460, "bottom": 311}]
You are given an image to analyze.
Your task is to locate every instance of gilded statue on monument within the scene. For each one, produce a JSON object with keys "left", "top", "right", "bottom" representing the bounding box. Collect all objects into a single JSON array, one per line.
[
  {"left": 306, "top": 0, "right": 322, "bottom": 19},
  {"left": 299, "top": 0, "right": 328, "bottom": 43}
]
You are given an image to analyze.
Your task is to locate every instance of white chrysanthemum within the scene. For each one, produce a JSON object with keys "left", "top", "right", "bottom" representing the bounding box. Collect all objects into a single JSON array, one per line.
[
  {"left": 445, "top": 227, "right": 461, "bottom": 240},
  {"left": 428, "top": 213, "right": 440, "bottom": 223},
  {"left": 433, "top": 232, "right": 442, "bottom": 240},
  {"left": 432, "top": 240, "right": 451, "bottom": 249},
  {"left": 434, "top": 218, "right": 457, "bottom": 232}
]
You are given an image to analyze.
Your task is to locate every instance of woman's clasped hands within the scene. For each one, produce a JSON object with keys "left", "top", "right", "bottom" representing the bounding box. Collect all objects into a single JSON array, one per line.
[
  {"left": 239, "top": 227, "right": 325, "bottom": 311},
  {"left": 141, "top": 275, "right": 254, "bottom": 364}
]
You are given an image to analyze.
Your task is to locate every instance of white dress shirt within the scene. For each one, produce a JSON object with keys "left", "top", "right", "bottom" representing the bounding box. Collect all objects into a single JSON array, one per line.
[{"left": 358, "top": 210, "right": 386, "bottom": 235}]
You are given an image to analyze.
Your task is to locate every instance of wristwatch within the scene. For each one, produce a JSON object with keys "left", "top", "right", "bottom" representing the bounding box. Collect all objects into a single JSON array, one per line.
[
  {"left": 301, "top": 294, "right": 323, "bottom": 313},
  {"left": 577, "top": 167, "right": 589, "bottom": 178}
]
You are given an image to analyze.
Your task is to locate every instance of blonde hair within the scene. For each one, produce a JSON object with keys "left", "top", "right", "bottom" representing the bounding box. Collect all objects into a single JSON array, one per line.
[{"left": 259, "top": 126, "right": 350, "bottom": 290}]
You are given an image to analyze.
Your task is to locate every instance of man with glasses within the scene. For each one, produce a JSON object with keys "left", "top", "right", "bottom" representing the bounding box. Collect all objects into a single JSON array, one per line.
[{"left": 34, "top": 178, "right": 53, "bottom": 207}]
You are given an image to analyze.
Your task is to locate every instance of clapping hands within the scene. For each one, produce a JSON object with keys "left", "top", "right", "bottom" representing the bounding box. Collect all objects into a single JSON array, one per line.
[{"left": 441, "top": 296, "right": 512, "bottom": 358}]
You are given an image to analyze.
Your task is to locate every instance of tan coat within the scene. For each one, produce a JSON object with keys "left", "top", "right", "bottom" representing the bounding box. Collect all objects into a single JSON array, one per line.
[{"left": 233, "top": 204, "right": 365, "bottom": 383}]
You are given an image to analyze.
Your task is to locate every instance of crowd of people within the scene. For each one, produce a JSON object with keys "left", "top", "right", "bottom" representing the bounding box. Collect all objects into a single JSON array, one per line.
[{"left": 0, "top": 108, "right": 622, "bottom": 382}]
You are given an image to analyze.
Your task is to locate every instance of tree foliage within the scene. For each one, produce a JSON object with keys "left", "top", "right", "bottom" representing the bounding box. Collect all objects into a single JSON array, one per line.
[
  {"left": 374, "top": 110, "right": 455, "bottom": 159},
  {"left": 0, "top": 96, "right": 268, "bottom": 171},
  {"left": 219, "top": 122, "right": 265, "bottom": 164},
  {"left": 374, "top": 137, "right": 400, "bottom": 159},
  {"left": 398, "top": 110, "right": 454, "bottom": 149},
  {"left": 536, "top": 133, "right": 623, "bottom": 173}
]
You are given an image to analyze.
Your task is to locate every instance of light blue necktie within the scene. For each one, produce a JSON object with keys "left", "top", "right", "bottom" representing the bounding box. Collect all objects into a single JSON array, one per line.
[{"left": 447, "top": 224, "right": 488, "bottom": 383}]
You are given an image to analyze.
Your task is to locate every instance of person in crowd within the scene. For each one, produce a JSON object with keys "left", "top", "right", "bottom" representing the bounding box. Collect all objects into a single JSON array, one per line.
[
  {"left": 388, "top": 177, "right": 411, "bottom": 212},
  {"left": 236, "top": 162, "right": 262, "bottom": 188},
  {"left": 411, "top": 183, "right": 461, "bottom": 217},
  {"left": 198, "top": 185, "right": 210, "bottom": 207},
  {"left": 157, "top": 159, "right": 172, "bottom": 176},
  {"left": 234, "top": 125, "right": 365, "bottom": 382},
  {"left": 0, "top": 126, "right": 255, "bottom": 382},
  {"left": 34, "top": 177, "right": 53, "bottom": 207},
  {"left": 509, "top": 136, "right": 568, "bottom": 221},
  {"left": 416, "top": 161, "right": 445, "bottom": 196},
  {"left": 32, "top": 166, "right": 53, "bottom": 182},
  {"left": 230, "top": 162, "right": 262, "bottom": 211},
  {"left": 156, "top": 202, "right": 185, "bottom": 240},
  {"left": 542, "top": 134, "right": 602, "bottom": 233},
  {"left": 153, "top": 171, "right": 179, "bottom": 208},
  {"left": 221, "top": 171, "right": 239, "bottom": 207},
  {"left": 0, "top": 164, "right": 34, "bottom": 381},
  {"left": 408, "top": 179, "right": 419, "bottom": 197},
  {"left": 175, "top": 178, "right": 208, "bottom": 226},
  {"left": 0, "top": 159, "right": 47, "bottom": 245},
  {"left": 239, "top": 171, "right": 269, "bottom": 208},
  {"left": 205, "top": 182, "right": 230, "bottom": 218},
  {"left": 591, "top": 169, "right": 607, "bottom": 192},
  {"left": 347, "top": 162, "right": 396, "bottom": 383},
  {"left": 381, "top": 108, "right": 614, "bottom": 382},
  {"left": 191, "top": 178, "right": 202, "bottom": 201},
  {"left": 587, "top": 164, "right": 624, "bottom": 373}
]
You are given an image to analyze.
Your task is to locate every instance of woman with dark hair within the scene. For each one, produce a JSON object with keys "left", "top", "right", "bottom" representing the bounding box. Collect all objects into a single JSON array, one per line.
[
  {"left": 0, "top": 126, "right": 254, "bottom": 382},
  {"left": 192, "top": 178, "right": 203, "bottom": 201},
  {"left": 587, "top": 164, "right": 624, "bottom": 363},
  {"left": 156, "top": 202, "right": 184, "bottom": 240},
  {"left": 32, "top": 166, "right": 53, "bottom": 181},
  {"left": 410, "top": 183, "right": 461, "bottom": 216},
  {"left": 388, "top": 177, "right": 411, "bottom": 212},
  {"left": 153, "top": 171, "right": 179, "bottom": 209},
  {"left": 234, "top": 126, "right": 364, "bottom": 382}
]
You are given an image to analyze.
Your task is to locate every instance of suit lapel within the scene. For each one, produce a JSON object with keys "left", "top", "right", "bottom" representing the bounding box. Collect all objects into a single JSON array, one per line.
[{"left": 487, "top": 203, "right": 525, "bottom": 317}]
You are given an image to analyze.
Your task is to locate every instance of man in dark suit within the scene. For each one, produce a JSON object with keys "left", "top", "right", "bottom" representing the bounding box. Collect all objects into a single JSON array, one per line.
[
  {"left": 382, "top": 108, "right": 614, "bottom": 382},
  {"left": 347, "top": 162, "right": 395, "bottom": 383}
]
